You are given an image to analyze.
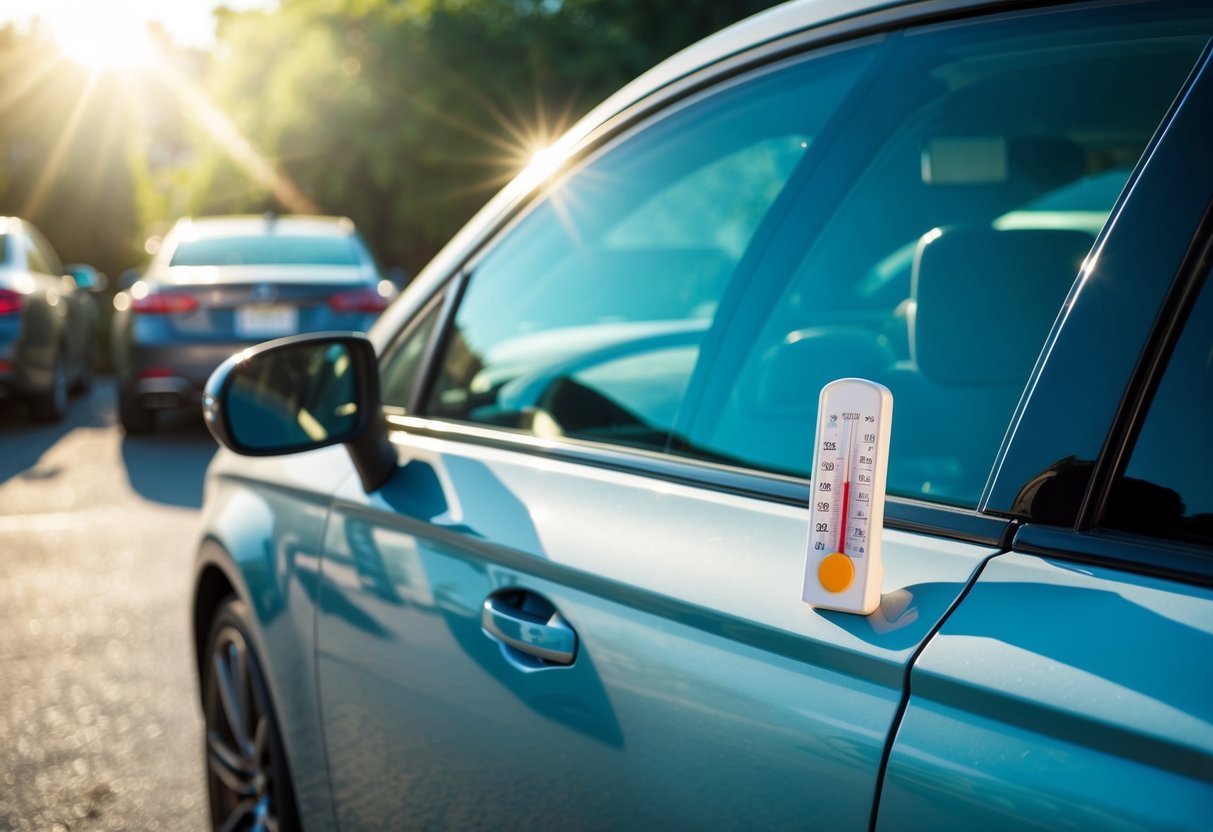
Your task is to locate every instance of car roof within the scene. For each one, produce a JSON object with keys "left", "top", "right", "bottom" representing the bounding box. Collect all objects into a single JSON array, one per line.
[
  {"left": 170, "top": 214, "right": 357, "bottom": 239},
  {"left": 0, "top": 216, "right": 34, "bottom": 236},
  {"left": 573, "top": 0, "right": 904, "bottom": 140}
]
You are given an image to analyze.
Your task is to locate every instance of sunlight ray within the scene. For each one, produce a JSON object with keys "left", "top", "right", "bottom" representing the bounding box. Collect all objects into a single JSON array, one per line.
[
  {"left": 150, "top": 58, "right": 319, "bottom": 215},
  {"left": 21, "top": 70, "right": 99, "bottom": 218},
  {"left": 0, "top": 50, "right": 68, "bottom": 116}
]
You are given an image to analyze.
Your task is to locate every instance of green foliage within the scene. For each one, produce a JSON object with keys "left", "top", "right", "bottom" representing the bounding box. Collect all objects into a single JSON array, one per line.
[
  {"left": 0, "top": 0, "right": 781, "bottom": 279},
  {"left": 187, "top": 0, "right": 781, "bottom": 273},
  {"left": 0, "top": 24, "right": 146, "bottom": 277}
]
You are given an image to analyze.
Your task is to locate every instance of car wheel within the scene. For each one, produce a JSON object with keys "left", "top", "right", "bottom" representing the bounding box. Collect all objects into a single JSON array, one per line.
[
  {"left": 118, "top": 388, "right": 155, "bottom": 435},
  {"left": 29, "top": 352, "right": 68, "bottom": 423},
  {"left": 202, "top": 598, "right": 300, "bottom": 832},
  {"left": 72, "top": 354, "right": 93, "bottom": 395}
]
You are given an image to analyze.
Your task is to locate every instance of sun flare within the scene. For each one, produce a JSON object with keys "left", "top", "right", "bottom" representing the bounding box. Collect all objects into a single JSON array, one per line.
[{"left": 51, "top": 17, "right": 156, "bottom": 70}]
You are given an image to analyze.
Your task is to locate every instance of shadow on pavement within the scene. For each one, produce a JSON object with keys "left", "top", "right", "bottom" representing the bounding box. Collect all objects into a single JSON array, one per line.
[
  {"left": 120, "top": 406, "right": 218, "bottom": 509},
  {"left": 0, "top": 378, "right": 114, "bottom": 487}
]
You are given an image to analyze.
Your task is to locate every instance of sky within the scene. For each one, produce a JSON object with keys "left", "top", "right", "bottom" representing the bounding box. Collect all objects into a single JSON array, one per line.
[{"left": 0, "top": 0, "right": 278, "bottom": 51}]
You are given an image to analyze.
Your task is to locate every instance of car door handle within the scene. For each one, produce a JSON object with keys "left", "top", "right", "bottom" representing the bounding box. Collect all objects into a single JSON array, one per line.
[{"left": 481, "top": 591, "right": 577, "bottom": 666}]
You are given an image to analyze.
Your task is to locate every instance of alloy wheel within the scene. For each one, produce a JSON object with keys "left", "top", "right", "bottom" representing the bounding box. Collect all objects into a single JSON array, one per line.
[{"left": 204, "top": 615, "right": 293, "bottom": 832}]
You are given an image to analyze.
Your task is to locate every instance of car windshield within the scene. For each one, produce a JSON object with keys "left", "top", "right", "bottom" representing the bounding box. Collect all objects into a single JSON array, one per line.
[{"left": 169, "top": 234, "right": 363, "bottom": 267}]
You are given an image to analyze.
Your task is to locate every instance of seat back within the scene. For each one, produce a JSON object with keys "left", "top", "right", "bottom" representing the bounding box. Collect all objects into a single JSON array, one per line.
[{"left": 889, "top": 226, "right": 1093, "bottom": 501}]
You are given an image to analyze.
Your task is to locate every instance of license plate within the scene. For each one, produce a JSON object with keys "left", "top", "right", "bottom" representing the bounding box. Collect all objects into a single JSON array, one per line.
[{"left": 236, "top": 305, "right": 298, "bottom": 337}]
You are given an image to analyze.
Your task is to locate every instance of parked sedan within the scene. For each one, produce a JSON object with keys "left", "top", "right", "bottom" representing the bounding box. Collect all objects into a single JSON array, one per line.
[
  {"left": 0, "top": 217, "right": 98, "bottom": 422},
  {"left": 191, "top": 1, "right": 1213, "bottom": 830},
  {"left": 112, "top": 214, "right": 393, "bottom": 434}
]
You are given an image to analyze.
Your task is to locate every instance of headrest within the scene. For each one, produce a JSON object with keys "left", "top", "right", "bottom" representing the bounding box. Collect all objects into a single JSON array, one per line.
[
  {"left": 911, "top": 226, "right": 1093, "bottom": 386},
  {"left": 755, "top": 326, "right": 894, "bottom": 414}
]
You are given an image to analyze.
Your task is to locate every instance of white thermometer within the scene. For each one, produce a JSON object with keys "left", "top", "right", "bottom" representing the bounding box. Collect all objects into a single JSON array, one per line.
[{"left": 802, "top": 378, "right": 892, "bottom": 615}]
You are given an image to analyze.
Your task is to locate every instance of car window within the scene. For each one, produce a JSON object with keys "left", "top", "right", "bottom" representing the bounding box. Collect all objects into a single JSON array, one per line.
[
  {"left": 682, "top": 2, "right": 1210, "bottom": 506},
  {"left": 416, "top": 0, "right": 1208, "bottom": 505},
  {"left": 1104, "top": 267, "right": 1213, "bottom": 548},
  {"left": 422, "top": 44, "right": 877, "bottom": 451},
  {"left": 381, "top": 298, "right": 442, "bottom": 411},
  {"left": 169, "top": 235, "right": 363, "bottom": 267},
  {"left": 23, "top": 234, "right": 52, "bottom": 275}
]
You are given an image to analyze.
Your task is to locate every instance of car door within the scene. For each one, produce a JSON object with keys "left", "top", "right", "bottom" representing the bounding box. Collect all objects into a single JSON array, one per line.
[
  {"left": 23, "top": 226, "right": 88, "bottom": 379},
  {"left": 314, "top": 2, "right": 1212, "bottom": 828},
  {"left": 876, "top": 48, "right": 1213, "bottom": 830}
]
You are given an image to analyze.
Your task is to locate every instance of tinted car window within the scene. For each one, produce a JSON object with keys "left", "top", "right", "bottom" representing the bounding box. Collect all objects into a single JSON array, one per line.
[
  {"left": 683, "top": 3, "right": 1208, "bottom": 506},
  {"left": 170, "top": 235, "right": 363, "bottom": 267},
  {"left": 418, "top": 0, "right": 1207, "bottom": 507},
  {"left": 1105, "top": 268, "right": 1213, "bottom": 547},
  {"left": 381, "top": 298, "right": 442, "bottom": 411},
  {"left": 424, "top": 45, "right": 876, "bottom": 450}
]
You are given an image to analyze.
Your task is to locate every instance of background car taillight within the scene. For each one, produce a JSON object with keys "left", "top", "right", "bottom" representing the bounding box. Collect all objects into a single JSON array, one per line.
[
  {"left": 328, "top": 288, "right": 390, "bottom": 314},
  {"left": 0, "top": 289, "right": 25, "bottom": 316},
  {"left": 131, "top": 292, "right": 199, "bottom": 314}
]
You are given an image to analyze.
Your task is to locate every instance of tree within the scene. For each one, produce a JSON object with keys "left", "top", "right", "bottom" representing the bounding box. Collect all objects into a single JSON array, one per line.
[{"left": 184, "top": 0, "right": 782, "bottom": 274}]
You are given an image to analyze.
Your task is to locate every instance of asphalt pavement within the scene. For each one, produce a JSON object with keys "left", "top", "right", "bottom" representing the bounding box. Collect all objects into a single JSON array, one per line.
[{"left": 0, "top": 379, "right": 216, "bottom": 831}]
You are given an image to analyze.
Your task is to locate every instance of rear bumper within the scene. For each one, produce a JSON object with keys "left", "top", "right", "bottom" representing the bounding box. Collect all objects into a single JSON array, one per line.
[{"left": 120, "top": 340, "right": 254, "bottom": 410}]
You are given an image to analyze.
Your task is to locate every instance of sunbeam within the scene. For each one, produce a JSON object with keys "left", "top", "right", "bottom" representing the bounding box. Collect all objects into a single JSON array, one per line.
[
  {"left": 21, "top": 70, "right": 100, "bottom": 218},
  {"left": 147, "top": 57, "right": 320, "bottom": 215}
]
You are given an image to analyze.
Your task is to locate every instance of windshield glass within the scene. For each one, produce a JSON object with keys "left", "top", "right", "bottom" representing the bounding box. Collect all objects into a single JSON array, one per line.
[{"left": 170, "top": 235, "right": 363, "bottom": 267}]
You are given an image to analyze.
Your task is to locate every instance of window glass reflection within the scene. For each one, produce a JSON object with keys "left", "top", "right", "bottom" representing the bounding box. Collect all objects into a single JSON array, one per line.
[{"left": 227, "top": 342, "right": 359, "bottom": 451}]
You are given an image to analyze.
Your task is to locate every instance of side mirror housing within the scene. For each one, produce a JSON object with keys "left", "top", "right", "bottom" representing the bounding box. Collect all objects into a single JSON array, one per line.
[
  {"left": 202, "top": 332, "right": 396, "bottom": 492},
  {"left": 66, "top": 264, "right": 106, "bottom": 292}
]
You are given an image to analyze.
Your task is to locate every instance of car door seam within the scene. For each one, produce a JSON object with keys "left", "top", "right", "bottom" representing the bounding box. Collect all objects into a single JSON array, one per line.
[{"left": 867, "top": 547, "right": 1003, "bottom": 832}]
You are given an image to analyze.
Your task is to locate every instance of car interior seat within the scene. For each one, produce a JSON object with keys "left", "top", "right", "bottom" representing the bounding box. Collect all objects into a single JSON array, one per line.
[{"left": 888, "top": 225, "right": 1096, "bottom": 502}]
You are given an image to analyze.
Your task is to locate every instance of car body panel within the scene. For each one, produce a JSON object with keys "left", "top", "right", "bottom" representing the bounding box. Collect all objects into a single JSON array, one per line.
[
  {"left": 195, "top": 444, "right": 355, "bottom": 832},
  {"left": 313, "top": 428, "right": 997, "bottom": 829},
  {"left": 877, "top": 552, "right": 1213, "bottom": 830},
  {"left": 0, "top": 218, "right": 95, "bottom": 402}
]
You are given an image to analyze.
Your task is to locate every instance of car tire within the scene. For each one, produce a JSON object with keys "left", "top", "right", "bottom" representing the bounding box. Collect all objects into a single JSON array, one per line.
[
  {"left": 118, "top": 388, "right": 155, "bottom": 435},
  {"left": 202, "top": 598, "right": 301, "bottom": 832},
  {"left": 29, "top": 352, "right": 68, "bottom": 423},
  {"left": 72, "top": 354, "right": 93, "bottom": 395}
]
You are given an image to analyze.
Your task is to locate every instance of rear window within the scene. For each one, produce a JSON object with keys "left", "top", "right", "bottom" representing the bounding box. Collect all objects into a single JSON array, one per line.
[{"left": 170, "top": 235, "right": 363, "bottom": 267}]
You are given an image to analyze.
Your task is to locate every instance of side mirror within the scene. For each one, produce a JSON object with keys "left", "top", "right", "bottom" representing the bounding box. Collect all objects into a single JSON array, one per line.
[
  {"left": 202, "top": 332, "right": 396, "bottom": 492},
  {"left": 66, "top": 263, "right": 107, "bottom": 292}
]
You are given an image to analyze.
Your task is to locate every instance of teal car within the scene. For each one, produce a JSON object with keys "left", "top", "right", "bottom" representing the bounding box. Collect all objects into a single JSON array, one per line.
[{"left": 191, "top": 0, "right": 1213, "bottom": 829}]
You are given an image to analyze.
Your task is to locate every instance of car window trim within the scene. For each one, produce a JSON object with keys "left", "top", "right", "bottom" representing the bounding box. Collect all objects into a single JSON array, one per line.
[
  {"left": 383, "top": 413, "right": 1010, "bottom": 546},
  {"left": 378, "top": 281, "right": 462, "bottom": 415},
  {"left": 982, "top": 38, "right": 1213, "bottom": 523},
  {"left": 1013, "top": 523, "right": 1213, "bottom": 587},
  {"left": 1077, "top": 203, "right": 1213, "bottom": 533}
]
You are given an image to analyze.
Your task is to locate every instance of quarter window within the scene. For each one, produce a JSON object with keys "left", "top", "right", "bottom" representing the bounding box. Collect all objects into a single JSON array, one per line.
[{"left": 1104, "top": 268, "right": 1213, "bottom": 547}]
